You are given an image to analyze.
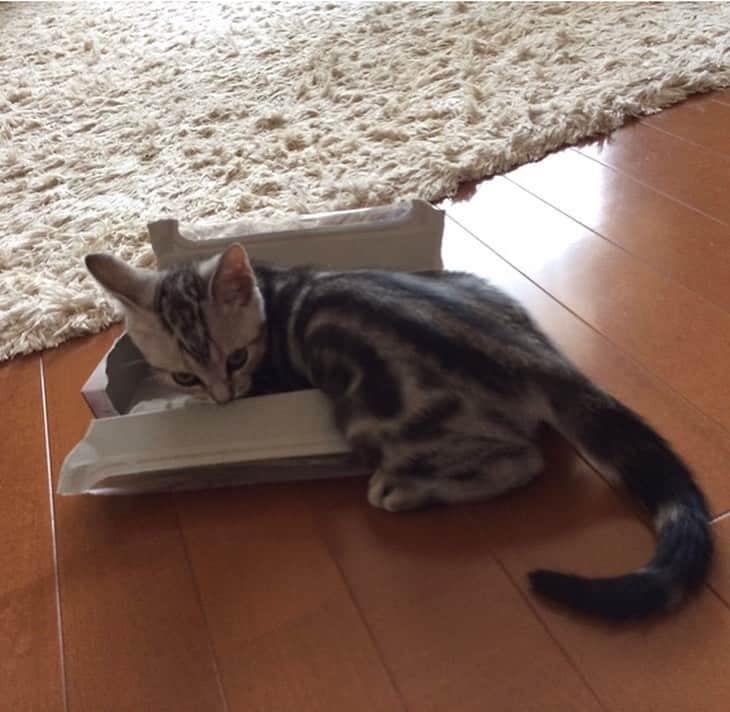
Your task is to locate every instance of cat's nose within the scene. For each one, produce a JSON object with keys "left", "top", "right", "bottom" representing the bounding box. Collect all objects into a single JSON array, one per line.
[{"left": 210, "top": 383, "right": 233, "bottom": 404}]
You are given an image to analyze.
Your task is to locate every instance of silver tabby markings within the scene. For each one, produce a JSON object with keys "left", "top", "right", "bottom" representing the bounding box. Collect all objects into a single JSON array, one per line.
[
  {"left": 85, "top": 246, "right": 713, "bottom": 623},
  {"left": 156, "top": 266, "right": 212, "bottom": 366}
]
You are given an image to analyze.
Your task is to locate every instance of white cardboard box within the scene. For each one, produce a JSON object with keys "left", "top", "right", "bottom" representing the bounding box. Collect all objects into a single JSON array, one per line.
[{"left": 58, "top": 200, "right": 444, "bottom": 495}]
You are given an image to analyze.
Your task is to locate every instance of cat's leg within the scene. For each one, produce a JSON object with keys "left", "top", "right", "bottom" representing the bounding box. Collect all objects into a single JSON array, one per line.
[
  {"left": 430, "top": 444, "right": 543, "bottom": 505},
  {"left": 367, "top": 444, "right": 543, "bottom": 512}
]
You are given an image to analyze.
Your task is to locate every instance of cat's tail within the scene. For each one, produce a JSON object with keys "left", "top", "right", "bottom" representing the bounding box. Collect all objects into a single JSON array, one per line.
[{"left": 534, "top": 371, "right": 713, "bottom": 621}]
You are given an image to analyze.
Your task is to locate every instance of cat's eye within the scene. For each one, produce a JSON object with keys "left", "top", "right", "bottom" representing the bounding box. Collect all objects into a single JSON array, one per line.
[
  {"left": 172, "top": 372, "right": 201, "bottom": 387},
  {"left": 226, "top": 347, "right": 249, "bottom": 372}
]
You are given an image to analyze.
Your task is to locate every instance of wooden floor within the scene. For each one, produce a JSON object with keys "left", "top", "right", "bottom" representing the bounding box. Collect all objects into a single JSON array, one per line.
[{"left": 4, "top": 89, "right": 730, "bottom": 712}]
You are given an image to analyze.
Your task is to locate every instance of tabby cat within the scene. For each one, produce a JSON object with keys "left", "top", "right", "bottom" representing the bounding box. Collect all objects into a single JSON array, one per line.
[{"left": 85, "top": 243, "right": 712, "bottom": 621}]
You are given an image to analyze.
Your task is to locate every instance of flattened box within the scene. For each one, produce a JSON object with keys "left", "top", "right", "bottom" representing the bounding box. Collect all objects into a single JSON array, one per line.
[{"left": 58, "top": 200, "right": 444, "bottom": 495}]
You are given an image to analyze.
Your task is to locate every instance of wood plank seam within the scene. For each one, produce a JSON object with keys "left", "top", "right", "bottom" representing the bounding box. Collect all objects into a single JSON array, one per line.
[
  {"left": 173, "top": 502, "right": 232, "bottom": 712},
  {"left": 500, "top": 171, "right": 728, "bottom": 326},
  {"left": 39, "top": 356, "right": 70, "bottom": 712},
  {"left": 474, "top": 536, "right": 611, "bottom": 712},
  {"left": 499, "top": 173, "right": 730, "bottom": 319},
  {"left": 312, "top": 512, "right": 411, "bottom": 712},
  {"left": 570, "top": 146, "right": 730, "bottom": 228},
  {"left": 707, "top": 584, "right": 730, "bottom": 612},
  {"left": 637, "top": 119, "right": 730, "bottom": 159},
  {"left": 442, "top": 214, "right": 593, "bottom": 329}
]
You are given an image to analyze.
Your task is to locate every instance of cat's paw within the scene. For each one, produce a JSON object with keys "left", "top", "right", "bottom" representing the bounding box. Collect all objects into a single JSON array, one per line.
[
  {"left": 128, "top": 394, "right": 209, "bottom": 414},
  {"left": 367, "top": 470, "right": 428, "bottom": 512}
]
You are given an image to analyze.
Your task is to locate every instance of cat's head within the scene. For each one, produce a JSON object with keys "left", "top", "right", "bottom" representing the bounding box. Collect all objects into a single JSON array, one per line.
[{"left": 85, "top": 244, "right": 266, "bottom": 403}]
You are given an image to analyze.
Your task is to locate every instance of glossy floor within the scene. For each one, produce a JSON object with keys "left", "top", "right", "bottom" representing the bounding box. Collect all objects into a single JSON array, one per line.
[{"left": 4, "top": 90, "right": 730, "bottom": 711}]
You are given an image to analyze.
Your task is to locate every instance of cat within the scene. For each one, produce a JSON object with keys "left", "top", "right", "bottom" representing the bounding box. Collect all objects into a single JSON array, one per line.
[{"left": 85, "top": 242, "right": 713, "bottom": 621}]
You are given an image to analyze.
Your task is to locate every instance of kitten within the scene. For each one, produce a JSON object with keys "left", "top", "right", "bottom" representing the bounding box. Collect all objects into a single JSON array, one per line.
[{"left": 86, "top": 243, "right": 713, "bottom": 621}]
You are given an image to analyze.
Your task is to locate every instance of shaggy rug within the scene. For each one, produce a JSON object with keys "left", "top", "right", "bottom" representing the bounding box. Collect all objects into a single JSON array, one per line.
[{"left": 1, "top": 2, "right": 729, "bottom": 360}]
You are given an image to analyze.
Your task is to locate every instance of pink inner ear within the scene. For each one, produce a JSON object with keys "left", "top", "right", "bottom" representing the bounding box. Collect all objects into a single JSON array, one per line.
[{"left": 212, "top": 244, "right": 254, "bottom": 305}]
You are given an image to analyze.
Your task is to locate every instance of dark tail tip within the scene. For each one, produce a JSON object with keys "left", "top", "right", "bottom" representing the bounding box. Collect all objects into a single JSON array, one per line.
[
  {"left": 528, "top": 510, "right": 713, "bottom": 621},
  {"left": 529, "top": 569, "right": 671, "bottom": 621}
]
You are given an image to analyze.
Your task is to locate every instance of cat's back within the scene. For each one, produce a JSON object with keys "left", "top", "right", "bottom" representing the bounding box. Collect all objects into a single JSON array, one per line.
[
  {"left": 282, "top": 266, "right": 561, "bottom": 389},
  {"left": 296, "top": 267, "right": 540, "bottom": 344}
]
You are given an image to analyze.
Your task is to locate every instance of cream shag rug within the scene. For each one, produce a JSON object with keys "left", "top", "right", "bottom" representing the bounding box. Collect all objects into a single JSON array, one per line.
[{"left": 2, "top": 2, "right": 729, "bottom": 360}]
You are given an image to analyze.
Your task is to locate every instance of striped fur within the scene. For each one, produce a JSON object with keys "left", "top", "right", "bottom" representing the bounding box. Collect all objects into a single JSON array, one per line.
[
  {"left": 157, "top": 266, "right": 212, "bottom": 365},
  {"left": 86, "top": 247, "right": 713, "bottom": 621}
]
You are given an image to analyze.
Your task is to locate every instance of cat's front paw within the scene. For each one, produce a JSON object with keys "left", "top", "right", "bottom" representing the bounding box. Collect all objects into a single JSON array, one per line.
[{"left": 367, "top": 470, "right": 430, "bottom": 512}]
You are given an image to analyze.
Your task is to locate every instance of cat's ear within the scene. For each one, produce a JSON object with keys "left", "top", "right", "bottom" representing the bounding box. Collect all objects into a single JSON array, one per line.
[
  {"left": 85, "top": 253, "right": 157, "bottom": 312},
  {"left": 209, "top": 243, "right": 254, "bottom": 306}
]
